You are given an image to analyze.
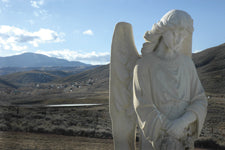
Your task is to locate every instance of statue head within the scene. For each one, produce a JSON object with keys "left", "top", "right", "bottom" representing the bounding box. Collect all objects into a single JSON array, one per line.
[{"left": 141, "top": 10, "right": 193, "bottom": 57}]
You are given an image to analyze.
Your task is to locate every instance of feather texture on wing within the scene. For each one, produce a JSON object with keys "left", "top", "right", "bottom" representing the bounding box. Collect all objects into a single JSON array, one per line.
[{"left": 110, "top": 22, "right": 140, "bottom": 115}]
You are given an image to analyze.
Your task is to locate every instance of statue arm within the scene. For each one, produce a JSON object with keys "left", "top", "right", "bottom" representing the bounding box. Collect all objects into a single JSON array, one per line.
[
  {"left": 133, "top": 63, "right": 169, "bottom": 142},
  {"left": 185, "top": 61, "right": 208, "bottom": 137},
  {"left": 166, "top": 59, "right": 207, "bottom": 140}
]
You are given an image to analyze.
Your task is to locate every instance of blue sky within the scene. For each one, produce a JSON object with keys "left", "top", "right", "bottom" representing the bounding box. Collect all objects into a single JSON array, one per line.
[{"left": 0, "top": 0, "right": 225, "bottom": 64}]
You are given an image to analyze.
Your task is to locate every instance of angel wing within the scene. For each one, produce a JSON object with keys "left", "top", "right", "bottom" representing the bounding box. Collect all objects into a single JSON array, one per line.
[{"left": 110, "top": 22, "right": 140, "bottom": 150}]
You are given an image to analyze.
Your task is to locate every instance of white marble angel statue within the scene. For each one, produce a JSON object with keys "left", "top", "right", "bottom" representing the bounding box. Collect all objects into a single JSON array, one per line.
[{"left": 109, "top": 9, "right": 208, "bottom": 150}]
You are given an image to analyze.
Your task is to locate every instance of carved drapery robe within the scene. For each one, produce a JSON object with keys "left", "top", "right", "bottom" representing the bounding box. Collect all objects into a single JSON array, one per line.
[{"left": 133, "top": 53, "right": 207, "bottom": 149}]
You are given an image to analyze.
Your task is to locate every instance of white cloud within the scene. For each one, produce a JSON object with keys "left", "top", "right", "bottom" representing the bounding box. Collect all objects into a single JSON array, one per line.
[
  {"left": 83, "top": 29, "right": 94, "bottom": 36},
  {"left": 30, "top": 0, "right": 44, "bottom": 8},
  {"left": 1, "top": 0, "right": 9, "bottom": 3},
  {"left": 31, "top": 0, "right": 49, "bottom": 20},
  {"left": 33, "top": 9, "right": 50, "bottom": 20},
  {"left": 36, "top": 49, "right": 110, "bottom": 65},
  {"left": 11, "top": 44, "right": 27, "bottom": 51},
  {"left": 0, "top": 25, "right": 64, "bottom": 51},
  {"left": 0, "top": 0, "right": 9, "bottom": 14}
]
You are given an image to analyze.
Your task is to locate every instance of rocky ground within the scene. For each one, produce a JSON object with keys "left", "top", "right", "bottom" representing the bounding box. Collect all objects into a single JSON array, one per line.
[{"left": 199, "top": 95, "right": 225, "bottom": 147}]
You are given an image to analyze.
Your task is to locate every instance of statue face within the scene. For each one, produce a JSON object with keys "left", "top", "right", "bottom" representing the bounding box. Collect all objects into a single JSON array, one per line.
[{"left": 163, "top": 28, "right": 189, "bottom": 52}]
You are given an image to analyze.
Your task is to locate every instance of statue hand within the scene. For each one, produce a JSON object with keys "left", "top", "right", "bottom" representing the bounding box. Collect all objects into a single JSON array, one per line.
[
  {"left": 167, "top": 117, "right": 188, "bottom": 139},
  {"left": 166, "top": 111, "right": 197, "bottom": 139},
  {"left": 162, "top": 111, "right": 196, "bottom": 139}
]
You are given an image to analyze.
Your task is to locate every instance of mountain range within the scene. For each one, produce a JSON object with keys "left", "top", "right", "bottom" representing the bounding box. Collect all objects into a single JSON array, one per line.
[
  {"left": 0, "top": 52, "right": 95, "bottom": 87},
  {"left": 0, "top": 43, "right": 225, "bottom": 94},
  {"left": 0, "top": 52, "right": 89, "bottom": 68}
]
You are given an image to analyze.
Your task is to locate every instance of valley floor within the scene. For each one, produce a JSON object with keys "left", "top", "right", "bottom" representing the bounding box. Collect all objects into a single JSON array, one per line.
[{"left": 0, "top": 93, "right": 225, "bottom": 149}]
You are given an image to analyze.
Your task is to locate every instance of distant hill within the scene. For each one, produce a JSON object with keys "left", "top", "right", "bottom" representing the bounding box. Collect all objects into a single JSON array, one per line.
[
  {"left": 1, "top": 70, "right": 60, "bottom": 84},
  {"left": 0, "top": 78, "right": 17, "bottom": 89},
  {"left": 1, "top": 43, "right": 225, "bottom": 94},
  {"left": 192, "top": 43, "right": 225, "bottom": 94},
  {"left": 57, "top": 43, "right": 225, "bottom": 94},
  {"left": 0, "top": 53, "right": 90, "bottom": 68},
  {"left": 0, "top": 66, "right": 96, "bottom": 76},
  {"left": 59, "top": 65, "right": 109, "bottom": 90},
  {"left": 0, "top": 65, "right": 98, "bottom": 85}
]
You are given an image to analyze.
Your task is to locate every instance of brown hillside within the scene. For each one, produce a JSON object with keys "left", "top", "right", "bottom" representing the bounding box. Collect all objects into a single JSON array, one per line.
[
  {"left": 1, "top": 70, "right": 59, "bottom": 85},
  {"left": 59, "top": 65, "right": 109, "bottom": 91},
  {"left": 0, "top": 78, "right": 17, "bottom": 89},
  {"left": 59, "top": 43, "right": 225, "bottom": 94},
  {"left": 192, "top": 43, "right": 225, "bottom": 94}
]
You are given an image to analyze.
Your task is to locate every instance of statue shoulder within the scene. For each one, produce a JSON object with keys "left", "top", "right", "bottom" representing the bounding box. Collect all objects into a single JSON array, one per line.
[
  {"left": 134, "top": 53, "right": 156, "bottom": 77},
  {"left": 136, "top": 53, "right": 155, "bottom": 65}
]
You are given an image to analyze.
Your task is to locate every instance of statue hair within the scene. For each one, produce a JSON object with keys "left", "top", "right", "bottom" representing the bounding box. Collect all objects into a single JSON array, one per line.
[{"left": 141, "top": 9, "right": 194, "bottom": 56}]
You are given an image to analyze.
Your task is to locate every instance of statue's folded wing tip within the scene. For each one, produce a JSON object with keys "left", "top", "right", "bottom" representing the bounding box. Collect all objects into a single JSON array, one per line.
[{"left": 116, "top": 22, "right": 131, "bottom": 26}]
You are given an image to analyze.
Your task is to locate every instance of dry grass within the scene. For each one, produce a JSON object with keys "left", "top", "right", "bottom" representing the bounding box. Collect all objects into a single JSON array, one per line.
[
  {"left": 0, "top": 131, "right": 114, "bottom": 150},
  {"left": 0, "top": 131, "right": 214, "bottom": 150}
]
